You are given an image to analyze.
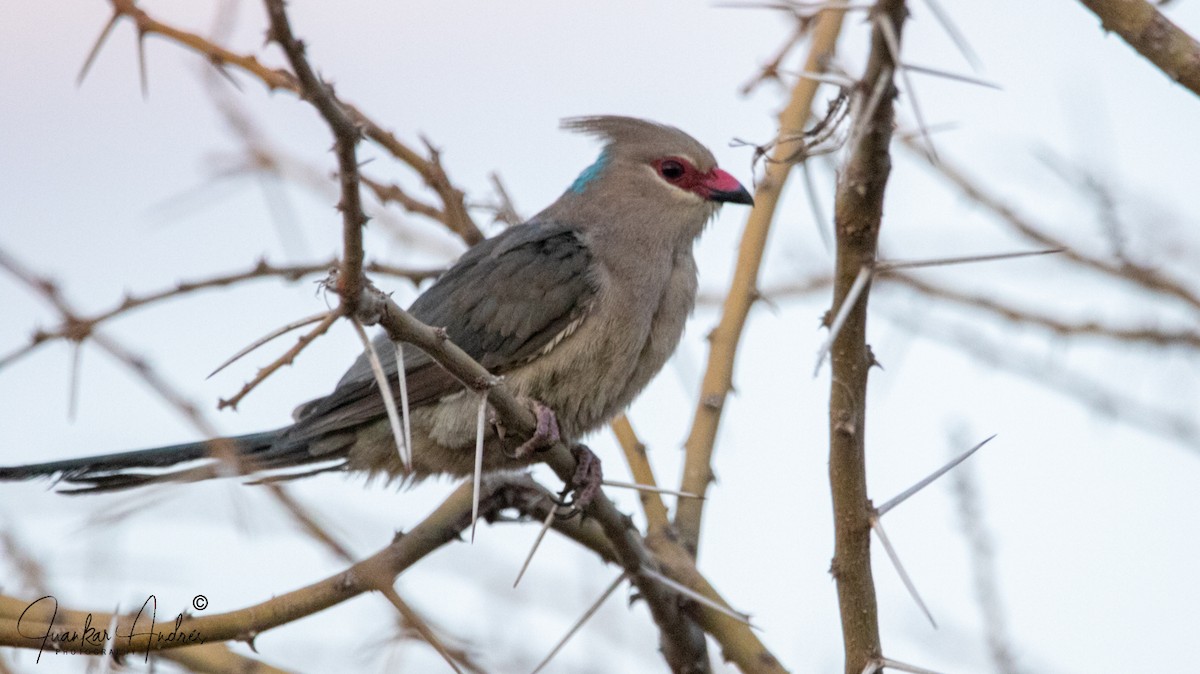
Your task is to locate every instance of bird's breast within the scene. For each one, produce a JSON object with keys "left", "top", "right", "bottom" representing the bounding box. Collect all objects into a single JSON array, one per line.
[{"left": 506, "top": 248, "right": 698, "bottom": 438}]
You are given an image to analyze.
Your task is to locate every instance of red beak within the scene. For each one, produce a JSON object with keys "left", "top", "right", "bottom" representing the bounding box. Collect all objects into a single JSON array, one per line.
[{"left": 697, "top": 168, "right": 754, "bottom": 205}]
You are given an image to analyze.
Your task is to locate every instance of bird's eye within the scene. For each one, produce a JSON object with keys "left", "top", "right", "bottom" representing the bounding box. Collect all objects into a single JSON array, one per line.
[{"left": 659, "top": 160, "right": 686, "bottom": 180}]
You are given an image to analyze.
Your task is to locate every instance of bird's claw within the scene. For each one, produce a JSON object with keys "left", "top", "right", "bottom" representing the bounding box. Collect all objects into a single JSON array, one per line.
[
  {"left": 509, "top": 399, "right": 560, "bottom": 459},
  {"left": 553, "top": 444, "right": 603, "bottom": 518}
]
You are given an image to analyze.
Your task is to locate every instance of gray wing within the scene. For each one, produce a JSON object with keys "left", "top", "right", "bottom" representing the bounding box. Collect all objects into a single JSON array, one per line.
[{"left": 279, "top": 222, "right": 597, "bottom": 446}]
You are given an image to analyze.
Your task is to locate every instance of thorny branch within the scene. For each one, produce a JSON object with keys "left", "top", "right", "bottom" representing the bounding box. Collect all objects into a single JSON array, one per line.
[
  {"left": 0, "top": 473, "right": 776, "bottom": 672},
  {"left": 24, "top": 2, "right": 788, "bottom": 668},
  {"left": 263, "top": 0, "right": 367, "bottom": 315},
  {"left": 826, "top": 1, "right": 909, "bottom": 672},
  {"left": 675, "top": 4, "right": 848, "bottom": 559},
  {"left": 354, "top": 281, "right": 722, "bottom": 673},
  {"left": 0, "top": 477, "right": 532, "bottom": 656}
]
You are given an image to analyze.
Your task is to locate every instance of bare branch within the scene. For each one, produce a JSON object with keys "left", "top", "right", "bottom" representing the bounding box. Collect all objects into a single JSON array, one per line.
[
  {"left": 0, "top": 259, "right": 437, "bottom": 371},
  {"left": 217, "top": 311, "right": 338, "bottom": 411},
  {"left": 208, "top": 311, "right": 332, "bottom": 379},
  {"left": 676, "top": 5, "right": 848, "bottom": 558},
  {"left": 1074, "top": 0, "right": 1200, "bottom": 98},
  {"left": 96, "top": 0, "right": 483, "bottom": 244}
]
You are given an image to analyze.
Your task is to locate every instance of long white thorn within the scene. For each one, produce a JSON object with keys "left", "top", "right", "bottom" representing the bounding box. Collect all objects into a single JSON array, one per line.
[
  {"left": 876, "top": 13, "right": 937, "bottom": 162},
  {"left": 875, "top": 248, "right": 1062, "bottom": 272},
  {"left": 917, "top": 0, "right": 982, "bottom": 71},
  {"left": 471, "top": 391, "right": 487, "bottom": 543},
  {"left": 208, "top": 310, "right": 331, "bottom": 378},
  {"left": 844, "top": 65, "right": 892, "bottom": 161},
  {"left": 392, "top": 340, "right": 413, "bottom": 471},
  {"left": 801, "top": 160, "right": 833, "bottom": 254},
  {"left": 814, "top": 264, "right": 874, "bottom": 376},
  {"left": 876, "top": 434, "right": 996, "bottom": 516},
  {"left": 879, "top": 656, "right": 949, "bottom": 674},
  {"left": 514, "top": 502, "right": 558, "bottom": 588},
  {"left": 902, "top": 62, "right": 1000, "bottom": 90},
  {"left": 871, "top": 515, "right": 936, "bottom": 628},
  {"left": 351, "top": 319, "right": 409, "bottom": 473},
  {"left": 640, "top": 567, "right": 755, "bottom": 627},
  {"left": 601, "top": 480, "right": 702, "bottom": 499},
  {"left": 791, "top": 69, "right": 859, "bottom": 88},
  {"left": 530, "top": 572, "right": 627, "bottom": 674}
]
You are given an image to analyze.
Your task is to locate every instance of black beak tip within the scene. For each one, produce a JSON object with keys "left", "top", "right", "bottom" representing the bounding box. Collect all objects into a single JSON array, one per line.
[{"left": 712, "top": 186, "right": 755, "bottom": 206}]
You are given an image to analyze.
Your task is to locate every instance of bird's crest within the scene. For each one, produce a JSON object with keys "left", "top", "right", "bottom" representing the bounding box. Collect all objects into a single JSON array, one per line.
[{"left": 562, "top": 116, "right": 716, "bottom": 173}]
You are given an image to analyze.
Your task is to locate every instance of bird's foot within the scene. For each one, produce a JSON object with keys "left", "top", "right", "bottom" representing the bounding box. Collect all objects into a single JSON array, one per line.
[
  {"left": 509, "top": 399, "right": 561, "bottom": 459},
  {"left": 555, "top": 443, "right": 603, "bottom": 516}
]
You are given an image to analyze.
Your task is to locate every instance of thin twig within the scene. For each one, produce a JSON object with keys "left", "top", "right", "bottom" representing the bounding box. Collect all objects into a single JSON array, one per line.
[
  {"left": 0, "top": 259, "right": 436, "bottom": 371},
  {"left": 899, "top": 136, "right": 1200, "bottom": 313},
  {"left": 675, "top": 5, "right": 848, "bottom": 559},
  {"left": 208, "top": 311, "right": 332, "bottom": 379},
  {"left": 610, "top": 415, "right": 670, "bottom": 534},
  {"left": 217, "top": 312, "right": 339, "bottom": 411},
  {"left": 263, "top": 0, "right": 367, "bottom": 315}
]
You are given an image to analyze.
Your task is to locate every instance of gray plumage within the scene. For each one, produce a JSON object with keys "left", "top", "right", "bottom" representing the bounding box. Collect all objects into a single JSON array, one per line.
[{"left": 0, "top": 116, "right": 753, "bottom": 491}]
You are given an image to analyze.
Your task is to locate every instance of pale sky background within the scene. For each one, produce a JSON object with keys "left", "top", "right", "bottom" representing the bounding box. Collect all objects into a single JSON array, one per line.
[{"left": 2, "top": 1, "right": 1199, "bottom": 673}]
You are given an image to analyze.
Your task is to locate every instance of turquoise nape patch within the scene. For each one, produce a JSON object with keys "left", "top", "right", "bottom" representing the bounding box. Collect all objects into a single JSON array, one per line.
[{"left": 569, "top": 149, "right": 611, "bottom": 193}]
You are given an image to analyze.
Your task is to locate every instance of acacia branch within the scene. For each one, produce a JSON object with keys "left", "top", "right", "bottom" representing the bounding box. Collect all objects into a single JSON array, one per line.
[
  {"left": 1074, "top": 0, "right": 1200, "bottom": 98},
  {"left": 262, "top": 0, "right": 367, "bottom": 316},
  {"left": 0, "top": 259, "right": 438, "bottom": 371},
  {"left": 0, "top": 477, "right": 517, "bottom": 655},
  {"left": 826, "top": 1, "right": 908, "bottom": 671},
  {"left": 353, "top": 284, "right": 713, "bottom": 672},
  {"left": 97, "top": 0, "right": 482, "bottom": 244},
  {"left": 611, "top": 415, "right": 670, "bottom": 536},
  {"left": 675, "top": 6, "right": 848, "bottom": 558}
]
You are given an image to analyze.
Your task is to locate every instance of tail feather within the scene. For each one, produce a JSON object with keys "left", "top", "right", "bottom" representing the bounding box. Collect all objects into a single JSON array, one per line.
[{"left": 0, "top": 430, "right": 333, "bottom": 493}]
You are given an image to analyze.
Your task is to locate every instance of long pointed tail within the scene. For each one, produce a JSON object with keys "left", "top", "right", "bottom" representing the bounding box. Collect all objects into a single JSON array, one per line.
[{"left": 0, "top": 430, "right": 325, "bottom": 493}]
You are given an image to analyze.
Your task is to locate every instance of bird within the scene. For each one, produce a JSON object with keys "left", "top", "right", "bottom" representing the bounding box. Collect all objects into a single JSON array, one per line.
[{"left": 0, "top": 116, "right": 753, "bottom": 501}]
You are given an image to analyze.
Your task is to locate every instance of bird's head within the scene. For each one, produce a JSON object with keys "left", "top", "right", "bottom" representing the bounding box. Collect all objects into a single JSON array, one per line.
[{"left": 550, "top": 116, "right": 753, "bottom": 236}]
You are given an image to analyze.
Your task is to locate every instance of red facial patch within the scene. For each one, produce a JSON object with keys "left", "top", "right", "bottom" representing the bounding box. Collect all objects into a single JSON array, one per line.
[{"left": 652, "top": 157, "right": 743, "bottom": 201}]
